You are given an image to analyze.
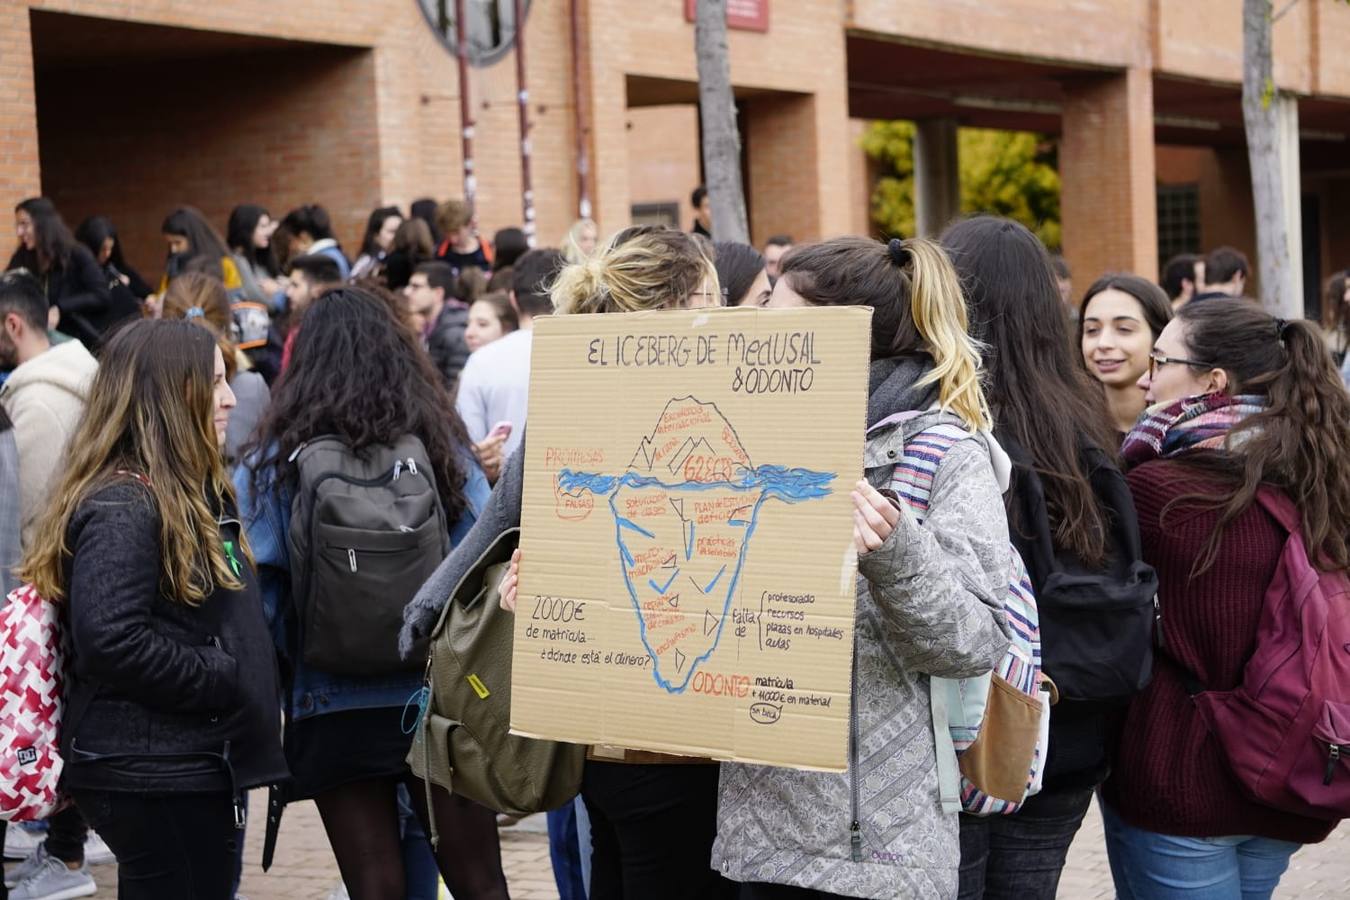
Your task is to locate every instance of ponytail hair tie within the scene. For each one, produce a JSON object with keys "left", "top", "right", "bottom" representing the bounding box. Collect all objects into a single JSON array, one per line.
[
  {"left": 887, "top": 238, "right": 911, "bottom": 267},
  {"left": 1274, "top": 317, "right": 1290, "bottom": 340},
  {"left": 185, "top": 306, "right": 205, "bottom": 320}
]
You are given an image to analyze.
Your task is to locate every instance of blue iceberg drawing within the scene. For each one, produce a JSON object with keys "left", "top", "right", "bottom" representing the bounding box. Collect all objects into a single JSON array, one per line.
[{"left": 555, "top": 397, "right": 834, "bottom": 693}]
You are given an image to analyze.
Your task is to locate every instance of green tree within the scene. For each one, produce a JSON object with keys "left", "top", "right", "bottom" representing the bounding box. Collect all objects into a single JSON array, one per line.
[{"left": 862, "top": 121, "right": 1062, "bottom": 249}]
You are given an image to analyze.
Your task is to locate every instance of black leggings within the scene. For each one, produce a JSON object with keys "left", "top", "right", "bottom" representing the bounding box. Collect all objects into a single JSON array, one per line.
[
  {"left": 582, "top": 761, "right": 735, "bottom": 900},
  {"left": 72, "top": 788, "right": 238, "bottom": 900},
  {"left": 314, "top": 773, "right": 509, "bottom": 900}
]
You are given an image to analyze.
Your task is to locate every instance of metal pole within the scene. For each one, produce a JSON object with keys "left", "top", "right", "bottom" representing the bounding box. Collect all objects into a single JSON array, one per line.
[
  {"left": 455, "top": 0, "right": 476, "bottom": 205},
  {"left": 569, "top": 0, "right": 592, "bottom": 221},
  {"left": 514, "top": 0, "right": 536, "bottom": 246}
]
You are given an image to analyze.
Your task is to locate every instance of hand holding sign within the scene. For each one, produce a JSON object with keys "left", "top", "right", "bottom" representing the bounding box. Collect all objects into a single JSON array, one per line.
[
  {"left": 499, "top": 549, "right": 522, "bottom": 612},
  {"left": 851, "top": 480, "right": 900, "bottom": 554}
]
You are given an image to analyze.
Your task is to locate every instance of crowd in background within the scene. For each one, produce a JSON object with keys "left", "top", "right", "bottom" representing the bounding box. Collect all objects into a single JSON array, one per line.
[{"left": 0, "top": 186, "right": 1347, "bottom": 900}]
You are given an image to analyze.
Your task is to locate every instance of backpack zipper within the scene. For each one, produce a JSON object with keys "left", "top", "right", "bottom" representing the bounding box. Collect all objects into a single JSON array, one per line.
[
  {"left": 848, "top": 646, "right": 862, "bottom": 862},
  {"left": 298, "top": 463, "right": 434, "bottom": 612},
  {"left": 1325, "top": 744, "right": 1344, "bottom": 786}
]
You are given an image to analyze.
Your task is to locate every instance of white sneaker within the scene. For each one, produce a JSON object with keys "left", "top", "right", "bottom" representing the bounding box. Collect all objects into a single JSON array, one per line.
[
  {"left": 3, "top": 823, "right": 44, "bottom": 861},
  {"left": 81, "top": 831, "right": 113, "bottom": 866},
  {"left": 5, "top": 842, "right": 47, "bottom": 888},
  {"left": 7, "top": 846, "right": 97, "bottom": 900}
]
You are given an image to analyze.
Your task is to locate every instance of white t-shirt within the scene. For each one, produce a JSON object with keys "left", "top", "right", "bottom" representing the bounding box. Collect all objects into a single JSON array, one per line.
[{"left": 455, "top": 327, "right": 533, "bottom": 458}]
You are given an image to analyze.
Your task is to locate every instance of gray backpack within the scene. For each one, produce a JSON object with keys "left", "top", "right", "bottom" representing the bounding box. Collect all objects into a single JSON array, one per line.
[{"left": 287, "top": 435, "right": 448, "bottom": 675}]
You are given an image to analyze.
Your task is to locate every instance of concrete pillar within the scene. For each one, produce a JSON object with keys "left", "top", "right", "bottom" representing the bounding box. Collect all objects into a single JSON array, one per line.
[
  {"left": 1060, "top": 67, "right": 1158, "bottom": 284},
  {"left": 913, "top": 118, "right": 959, "bottom": 238}
]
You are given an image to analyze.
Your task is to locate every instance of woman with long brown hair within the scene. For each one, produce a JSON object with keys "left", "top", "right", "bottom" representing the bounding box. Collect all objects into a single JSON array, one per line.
[
  {"left": 160, "top": 272, "right": 270, "bottom": 465},
  {"left": 1078, "top": 273, "right": 1174, "bottom": 440},
  {"left": 9, "top": 198, "right": 112, "bottom": 346},
  {"left": 1101, "top": 301, "right": 1350, "bottom": 898},
  {"left": 20, "top": 319, "right": 286, "bottom": 898},
  {"left": 941, "top": 216, "right": 1157, "bottom": 900}
]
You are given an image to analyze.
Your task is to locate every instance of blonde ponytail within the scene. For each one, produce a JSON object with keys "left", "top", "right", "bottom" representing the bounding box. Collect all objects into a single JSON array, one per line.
[
  {"left": 903, "top": 238, "right": 992, "bottom": 432},
  {"left": 550, "top": 253, "right": 610, "bottom": 315},
  {"left": 550, "top": 226, "right": 717, "bottom": 315}
]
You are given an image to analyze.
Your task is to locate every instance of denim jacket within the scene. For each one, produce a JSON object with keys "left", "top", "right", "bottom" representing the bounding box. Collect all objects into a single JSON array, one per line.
[{"left": 234, "top": 452, "right": 489, "bottom": 722}]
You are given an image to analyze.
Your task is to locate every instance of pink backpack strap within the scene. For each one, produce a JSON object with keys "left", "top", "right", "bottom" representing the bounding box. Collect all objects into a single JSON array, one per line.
[{"left": 1254, "top": 488, "right": 1300, "bottom": 536}]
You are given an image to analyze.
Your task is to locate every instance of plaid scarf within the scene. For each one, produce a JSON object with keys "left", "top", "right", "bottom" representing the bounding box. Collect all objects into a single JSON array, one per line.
[{"left": 1121, "top": 393, "right": 1267, "bottom": 467}]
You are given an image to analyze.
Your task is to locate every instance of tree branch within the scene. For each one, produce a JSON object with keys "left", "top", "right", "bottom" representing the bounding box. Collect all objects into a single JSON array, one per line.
[{"left": 1271, "top": 0, "right": 1299, "bottom": 23}]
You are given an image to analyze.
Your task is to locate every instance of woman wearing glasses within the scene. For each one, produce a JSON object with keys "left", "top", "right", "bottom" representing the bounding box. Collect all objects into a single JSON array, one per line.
[{"left": 1100, "top": 301, "right": 1350, "bottom": 899}]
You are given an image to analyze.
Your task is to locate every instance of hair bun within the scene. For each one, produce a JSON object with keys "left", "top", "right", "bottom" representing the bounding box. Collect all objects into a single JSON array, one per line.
[{"left": 887, "top": 238, "right": 910, "bottom": 268}]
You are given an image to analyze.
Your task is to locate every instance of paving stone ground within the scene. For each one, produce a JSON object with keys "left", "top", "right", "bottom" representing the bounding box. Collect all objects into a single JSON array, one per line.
[{"left": 13, "top": 793, "right": 1346, "bottom": 898}]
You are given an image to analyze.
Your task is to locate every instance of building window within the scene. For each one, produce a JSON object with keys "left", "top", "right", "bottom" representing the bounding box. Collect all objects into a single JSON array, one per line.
[
  {"left": 631, "top": 202, "right": 680, "bottom": 229},
  {"left": 1156, "top": 183, "right": 1200, "bottom": 270}
]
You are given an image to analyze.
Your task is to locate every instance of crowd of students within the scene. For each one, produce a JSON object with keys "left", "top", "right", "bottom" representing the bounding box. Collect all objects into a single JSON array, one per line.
[{"left": 0, "top": 192, "right": 1347, "bottom": 900}]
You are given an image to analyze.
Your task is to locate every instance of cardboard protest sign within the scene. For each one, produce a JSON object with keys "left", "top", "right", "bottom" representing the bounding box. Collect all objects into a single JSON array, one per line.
[{"left": 513, "top": 305, "right": 871, "bottom": 771}]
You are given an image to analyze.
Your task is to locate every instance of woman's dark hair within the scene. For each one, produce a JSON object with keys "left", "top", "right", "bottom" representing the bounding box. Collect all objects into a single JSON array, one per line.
[
  {"left": 246, "top": 287, "right": 470, "bottom": 523},
  {"left": 453, "top": 266, "right": 488, "bottom": 305},
  {"left": 1168, "top": 301, "right": 1350, "bottom": 575},
  {"left": 74, "top": 215, "right": 128, "bottom": 271},
  {"left": 1161, "top": 253, "right": 1202, "bottom": 302},
  {"left": 941, "top": 215, "right": 1116, "bottom": 565},
  {"left": 472, "top": 290, "right": 520, "bottom": 335},
  {"left": 162, "top": 206, "right": 231, "bottom": 277},
  {"left": 226, "top": 204, "right": 279, "bottom": 276},
  {"left": 410, "top": 198, "right": 442, "bottom": 244},
  {"left": 281, "top": 204, "right": 335, "bottom": 242},
  {"left": 1324, "top": 270, "right": 1347, "bottom": 344},
  {"left": 359, "top": 206, "right": 403, "bottom": 258},
  {"left": 13, "top": 198, "right": 77, "bottom": 273},
  {"left": 394, "top": 218, "right": 435, "bottom": 260},
  {"left": 1076, "top": 272, "right": 1173, "bottom": 349},
  {"left": 713, "top": 242, "right": 766, "bottom": 306},
  {"left": 491, "top": 228, "right": 530, "bottom": 271}
]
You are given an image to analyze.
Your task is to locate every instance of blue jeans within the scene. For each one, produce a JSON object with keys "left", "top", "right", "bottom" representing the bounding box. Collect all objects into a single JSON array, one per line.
[
  {"left": 1102, "top": 802, "right": 1300, "bottom": 900},
  {"left": 548, "top": 800, "right": 587, "bottom": 900},
  {"left": 397, "top": 784, "right": 440, "bottom": 900}
]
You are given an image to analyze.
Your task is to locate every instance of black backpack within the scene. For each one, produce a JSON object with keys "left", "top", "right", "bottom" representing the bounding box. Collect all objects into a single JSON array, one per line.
[
  {"left": 1008, "top": 443, "right": 1158, "bottom": 703},
  {"left": 287, "top": 435, "right": 448, "bottom": 675}
]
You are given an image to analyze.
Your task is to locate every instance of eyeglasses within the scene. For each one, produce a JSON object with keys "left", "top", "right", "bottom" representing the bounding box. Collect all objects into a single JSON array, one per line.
[{"left": 1148, "top": 349, "right": 1212, "bottom": 379}]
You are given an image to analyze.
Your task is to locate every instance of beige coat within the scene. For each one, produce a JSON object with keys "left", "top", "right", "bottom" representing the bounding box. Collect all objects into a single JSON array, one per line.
[{"left": 0, "top": 340, "right": 96, "bottom": 548}]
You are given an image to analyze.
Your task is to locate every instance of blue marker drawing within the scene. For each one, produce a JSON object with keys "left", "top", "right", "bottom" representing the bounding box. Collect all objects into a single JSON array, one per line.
[{"left": 555, "top": 396, "right": 834, "bottom": 693}]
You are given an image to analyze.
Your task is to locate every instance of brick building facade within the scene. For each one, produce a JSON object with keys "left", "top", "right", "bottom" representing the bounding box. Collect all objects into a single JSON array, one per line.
[{"left": 2, "top": 0, "right": 1349, "bottom": 310}]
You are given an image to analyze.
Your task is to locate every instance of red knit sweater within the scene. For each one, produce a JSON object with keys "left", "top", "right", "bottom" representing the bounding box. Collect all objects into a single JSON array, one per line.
[{"left": 1102, "top": 458, "right": 1336, "bottom": 844}]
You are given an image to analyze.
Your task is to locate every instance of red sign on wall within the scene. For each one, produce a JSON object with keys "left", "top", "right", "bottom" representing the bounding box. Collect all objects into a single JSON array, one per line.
[{"left": 684, "top": 0, "right": 770, "bottom": 33}]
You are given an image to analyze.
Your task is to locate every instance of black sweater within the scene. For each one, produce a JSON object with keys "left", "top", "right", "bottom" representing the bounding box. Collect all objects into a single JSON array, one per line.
[
  {"left": 60, "top": 481, "right": 287, "bottom": 794},
  {"left": 7, "top": 245, "right": 112, "bottom": 346}
]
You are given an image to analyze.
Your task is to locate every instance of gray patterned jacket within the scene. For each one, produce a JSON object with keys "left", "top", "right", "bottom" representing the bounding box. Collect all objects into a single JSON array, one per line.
[{"left": 712, "top": 408, "right": 1012, "bottom": 899}]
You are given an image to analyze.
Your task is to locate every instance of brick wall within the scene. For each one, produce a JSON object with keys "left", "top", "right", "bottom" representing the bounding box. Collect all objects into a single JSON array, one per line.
[
  {"left": 35, "top": 46, "right": 380, "bottom": 282},
  {"left": 0, "top": 7, "right": 40, "bottom": 260},
  {"left": 4, "top": 0, "right": 1349, "bottom": 283},
  {"left": 627, "top": 105, "right": 700, "bottom": 230}
]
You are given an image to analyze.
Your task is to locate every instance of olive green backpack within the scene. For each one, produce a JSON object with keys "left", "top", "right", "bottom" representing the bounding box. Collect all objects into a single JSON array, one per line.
[{"left": 409, "top": 527, "right": 585, "bottom": 839}]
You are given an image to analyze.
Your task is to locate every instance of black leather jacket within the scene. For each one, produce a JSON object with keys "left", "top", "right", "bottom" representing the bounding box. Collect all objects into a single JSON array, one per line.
[{"left": 60, "top": 480, "right": 287, "bottom": 795}]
